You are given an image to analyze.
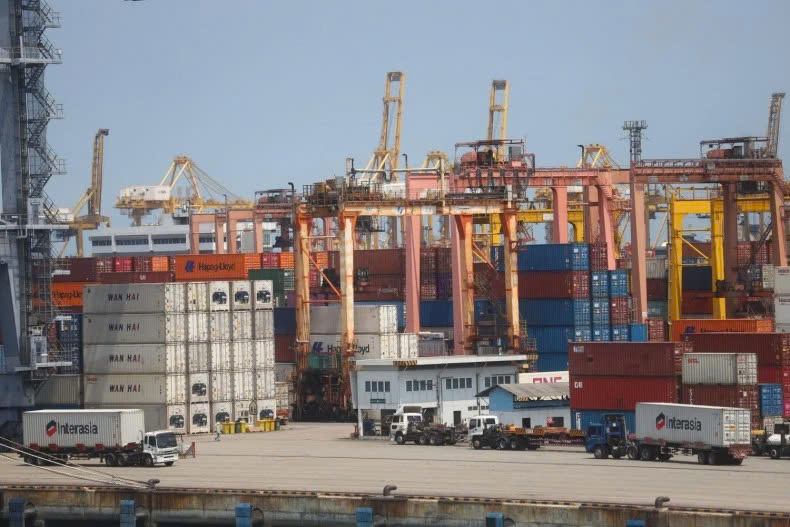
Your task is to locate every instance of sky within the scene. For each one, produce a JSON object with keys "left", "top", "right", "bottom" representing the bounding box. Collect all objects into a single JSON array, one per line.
[{"left": 41, "top": 0, "right": 790, "bottom": 240}]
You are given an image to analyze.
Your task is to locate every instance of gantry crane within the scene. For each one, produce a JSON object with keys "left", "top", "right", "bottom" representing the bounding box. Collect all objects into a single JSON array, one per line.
[
  {"left": 115, "top": 155, "right": 253, "bottom": 226},
  {"left": 360, "top": 71, "right": 405, "bottom": 183},
  {"left": 56, "top": 129, "right": 111, "bottom": 257},
  {"left": 487, "top": 80, "right": 509, "bottom": 161},
  {"left": 765, "top": 92, "right": 785, "bottom": 159}
]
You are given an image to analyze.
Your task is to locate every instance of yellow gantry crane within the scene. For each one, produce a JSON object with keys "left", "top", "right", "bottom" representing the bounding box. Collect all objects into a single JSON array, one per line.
[
  {"left": 487, "top": 80, "right": 509, "bottom": 160},
  {"left": 57, "top": 129, "right": 111, "bottom": 257},
  {"left": 363, "top": 71, "right": 405, "bottom": 181}
]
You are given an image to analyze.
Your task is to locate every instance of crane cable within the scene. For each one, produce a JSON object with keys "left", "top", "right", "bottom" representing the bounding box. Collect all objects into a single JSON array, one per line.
[{"left": 0, "top": 453, "right": 147, "bottom": 489}]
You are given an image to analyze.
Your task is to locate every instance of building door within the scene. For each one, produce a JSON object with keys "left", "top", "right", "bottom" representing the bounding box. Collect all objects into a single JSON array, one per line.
[
  {"left": 453, "top": 411, "right": 462, "bottom": 426},
  {"left": 522, "top": 418, "right": 531, "bottom": 428}
]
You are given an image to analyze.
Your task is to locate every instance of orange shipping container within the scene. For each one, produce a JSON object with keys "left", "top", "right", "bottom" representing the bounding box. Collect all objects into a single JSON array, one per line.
[
  {"left": 671, "top": 318, "right": 774, "bottom": 341},
  {"left": 243, "top": 253, "right": 262, "bottom": 273},
  {"left": 173, "top": 254, "right": 247, "bottom": 281},
  {"left": 151, "top": 256, "right": 169, "bottom": 272},
  {"left": 52, "top": 282, "right": 91, "bottom": 307},
  {"left": 279, "top": 252, "right": 294, "bottom": 269}
]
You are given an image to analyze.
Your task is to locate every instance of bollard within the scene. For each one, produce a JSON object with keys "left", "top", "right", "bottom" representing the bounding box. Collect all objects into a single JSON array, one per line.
[
  {"left": 626, "top": 521, "right": 646, "bottom": 527},
  {"left": 120, "top": 500, "right": 136, "bottom": 527},
  {"left": 9, "top": 498, "right": 25, "bottom": 527},
  {"left": 486, "top": 512, "right": 504, "bottom": 527},
  {"left": 236, "top": 502, "right": 252, "bottom": 527},
  {"left": 356, "top": 506, "right": 373, "bottom": 527}
]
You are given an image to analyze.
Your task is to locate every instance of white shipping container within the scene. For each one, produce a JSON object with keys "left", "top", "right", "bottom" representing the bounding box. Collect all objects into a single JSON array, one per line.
[
  {"left": 775, "top": 296, "right": 790, "bottom": 324},
  {"left": 35, "top": 374, "right": 82, "bottom": 407},
  {"left": 275, "top": 382, "right": 290, "bottom": 409},
  {"left": 234, "top": 370, "right": 255, "bottom": 400},
  {"left": 417, "top": 339, "right": 446, "bottom": 357},
  {"left": 231, "top": 281, "right": 252, "bottom": 311},
  {"left": 83, "top": 313, "right": 186, "bottom": 345},
  {"left": 208, "top": 281, "right": 231, "bottom": 311},
  {"left": 233, "top": 399, "right": 254, "bottom": 422},
  {"left": 762, "top": 264, "right": 775, "bottom": 290},
  {"left": 186, "top": 282, "right": 209, "bottom": 312},
  {"left": 310, "top": 333, "right": 398, "bottom": 360},
  {"left": 210, "top": 371, "right": 234, "bottom": 401},
  {"left": 777, "top": 323, "right": 790, "bottom": 333},
  {"left": 83, "top": 343, "right": 186, "bottom": 375},
  {"left": 167, "top": 404, "right": 187, "bottom": 433},
  {"left": 254, "top": 368, "right": 275, "bottom": 400},
  {"left": 252, "top": 280, "right": 274, "bottom": 310},
  {"left": 311, "top": 305, "right": 397, "bottom": 334},
  {"left": 397, "top": 333, "right": 418, "bottom": 359},
  {"left": 646, "top": 257, "right": 667, "bottom": 279},
  {"left": 681, "top": 353, "right": 757, "bottom": 385},
  {"left": 254, "top": 399, "right": 277, "bottom": 420},
  {"left": 634, "top": 403, "right": 751, "bottom": 448},
  {"left": 188, "top": 372, "right": 210, "bottom": 404},
  {"left": 252, "top": 310, "right": 274, "bottom": 340},
  {"left": 83, "top": 374, "right": 187, "bottom": 405},
  {"left": 275, "top": 362, "right": 295, "bottom": 383},
  {"left": 83, "top": 283, "right": 185, "bottom": 315},
  {"left": 22, "top": 409, "right": 145, "bottom": 449},
  {"left": 210, "top": 341, "right": 233, "bottom": 371},
  {"left": 232, "top": 340, "right": 254, "bottom": 370},
  {"left": 210, "top": 401, "right": 233, "bottom": 431},
  {"left": 187, "top": 342, "right": 209, "bottom": 372},
  {"left": 187, "top": 312, "right": 209, "bottom": 342},
  {"left": 189, "top": 402, "right": 210, "bottom": 433},
  {"left": 84, "top": 404, "right": 187, "bottom": 434},
  {"left": 774, "top": 266, "right": 790, "bottom": 296},
  {"left": 232, "top": 311, "right": 253, "bottom": 340},
  {"left": 253, "top": 339, "right": 275, "bottom": 369},
  {"left": 209, "top": 312, "right": 232, "bottom": 341}
]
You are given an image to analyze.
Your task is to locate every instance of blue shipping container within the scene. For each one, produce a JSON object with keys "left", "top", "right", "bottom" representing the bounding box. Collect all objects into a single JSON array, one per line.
[
  {"left": 760, "top": 384, "right": 783, "bottom": 417},
  {"left": 610, "top": 324, "right": 629, "bottom": 341},
  {"left": 519, "top": 299, "right": 591, "bottom": 326},
  {"left": 590, "top": 299, "right": 610, "bottom": 325},
  {"left": 592, "top": 325, "right": 611, "bottom": 342},
  {"left": 507, "top": 243, "right": 590, "bottom": 272},
  {"left": 529, "top": 326, "right": 591, "bottom": 354},
  {"left": 274, "top": 308, "right": 296, "bottom": 334},
  {"left": 420, "top": 300, "right": 453, "bottom": 327},
  {"left": 572, "top": 410, "right": 636, "bottom": 433},
  {"left": 590, "top": 271, "right": 609, "bottom": 298},
  {"left": 629, "top": 323, "right": 648, "bottom": 342},
  {"left": 57, "top": 315, "right": 82, "bottom": 345},
  {"left": 608, "top": 270, "right": 629, "bottom": 297},
  {"left": 537, "top": 353, "right": 568, "bottom": 372}
]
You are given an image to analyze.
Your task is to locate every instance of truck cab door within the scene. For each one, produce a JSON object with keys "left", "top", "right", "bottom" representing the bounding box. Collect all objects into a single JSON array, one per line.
[{"left": 145, "top": 435, "right": 156, "bottom": 455}]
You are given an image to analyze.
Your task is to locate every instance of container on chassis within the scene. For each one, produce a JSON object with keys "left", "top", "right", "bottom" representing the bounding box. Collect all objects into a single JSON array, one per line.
[
  {"left": 83, "top": 283, "right": 185, "bottom": 314},
  {"left": 632, "top": 403, "right": 751, "bottom": 465}
]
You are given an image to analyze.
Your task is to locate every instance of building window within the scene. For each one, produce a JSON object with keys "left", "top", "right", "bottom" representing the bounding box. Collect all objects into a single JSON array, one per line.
[
  {"left": 153, "top": 237, "right": 187, "bottom": 245},
  {"left": 385, "top": 381, "right": 390, "bottom": 392},
  {"left": 467, "top": 377, "right": 472, "bottom": 389},
  {"left": 419, "top": 380, "right": 426, "bottom": 391},
  {"left": 199, "top": 235, "right": 215, "bottom": 243},
  {"left": 485, "top": 377, "right": 490, "bottom": 388},
  {"left": 378, "top": 381, "right": 384, "bottom": 392},
  {"left": 452, "top": 378, "right": 459, "bottom": 389},
  {"left": 427, "top": 380, "right": 433, "bottom": 391},
  {"left": 550, "top": 416, "right": 565, "bottom": 427},
  {"left": 406, "top": 381, "right": 412, "bottom": 392},
  {"left": 91, "top": 239, "right": 111, "bottom": 247},
  {"left": 446, "top": 378, "right": 452, "bottom": 390},
  {"left": 365, "top": 381, "right": 370, "bottom": 392},
  {"left": 116, "top": 238, "right": 148, "bottom": 246}
]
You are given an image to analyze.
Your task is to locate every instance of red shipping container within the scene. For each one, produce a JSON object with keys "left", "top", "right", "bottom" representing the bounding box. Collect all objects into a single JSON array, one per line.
[
  {"left": 274, "top": 334, "right": 296, "bottom": 363},
  {"left": 98, "top": 272, "right": 137, "bottom": 284},
  {"left": 309, "top": 267, "right": 320, "bottom": 288},
  {"left": 682, "top": 292, "right": 712, "bottom": 315},
  {"left": 436, "top": 248, "right": 451, "bottom": 270},
  {"left": 609, "top": 297, "right": 629, "bottom": 324},
  {"left": 682, "top": 333, "right": 790, "bottom": 366},
  {"left": 133, "top": 271, "right": 176, "bottom": 283},
  {"left": 758, "top": 365, "right": 783, "bottom": 384},
  {"left": 262, "top": 252, "right": 280, "bottom": 269},
  {"left": 589, "top": 243, "right": 608, "bottom": 271},
  {"left": 113, "top": 257, "right": 133, "bottom": 273},
  {"left": 355, "top": 248, "right": 405, "bottom": 275},
  {"left": 570, "top": 375, "right": 678, "bottom": 410},
  {"left": 67, "top": 258, "right": 99, "bottom": 282},
  {"left": 517, "top": 271, "right": 589, "bottom": 299},
  {"left": 646, "top": 279, "right": 667, "bottom": 300},
  {"left": 681, "top": 384, "right": 760, "bottom": 428},
  {"left": 683, "top": 241, "right": 711, "bottom": 259},
  {"left": 647, "top": 318, "right": 667, "bottom": 341},
  {"left": 132, "top": 257, "right": 152, "bottom": 272},
  {"left": 96, "top": 257, "right": 113, "bottom": 274},
  {"left": 568, "top": 341, "right": 682, "bottom": 377}
]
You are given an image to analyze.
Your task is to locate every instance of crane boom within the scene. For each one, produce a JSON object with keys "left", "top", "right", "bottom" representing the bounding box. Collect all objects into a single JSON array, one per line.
[
  {"left": 487, "top": 80, "right": 509, "bottom": 161},
  {"left": 90, "top": 129, "right": 109, "bottom": 217},
  {"left": 363, "top": 71, "right": 405, "bottom": 182},
  {"left": 766, "top": 92, "right": 785, "bottom": 158}
]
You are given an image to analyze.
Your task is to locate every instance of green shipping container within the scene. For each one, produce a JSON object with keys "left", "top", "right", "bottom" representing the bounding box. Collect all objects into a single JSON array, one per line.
[{"left": 249, "top": 269, "right": 286, "bottom": 294}]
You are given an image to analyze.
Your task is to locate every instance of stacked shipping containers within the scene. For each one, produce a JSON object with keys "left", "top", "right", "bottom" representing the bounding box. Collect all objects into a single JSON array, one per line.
[
  {"left": 774, "top": 267, "right": 790, "bottom": 332},
  {"left": 249, "top": 280, "right": 276, "bottom": 422}
]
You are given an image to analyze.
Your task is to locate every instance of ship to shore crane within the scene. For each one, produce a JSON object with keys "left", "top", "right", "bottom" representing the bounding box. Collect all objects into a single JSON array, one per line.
[{"left": 56, "top": 129, "right": 110, "bottom": 257}]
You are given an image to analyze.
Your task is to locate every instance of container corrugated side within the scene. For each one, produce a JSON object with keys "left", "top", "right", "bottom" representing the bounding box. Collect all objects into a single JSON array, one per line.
[
  {"left": 83, "top": 343, "right": 186, "bottom": 375},
  {"left": 230, "top": 280, "right": 252, "bottom": 311},
  {"left": 253, "top": 310, "right": 275, "bottom": 339},
  {"left": 83, "top": 313, "right": 185, "bottom": 345},
  {"left": 774, "top": 296, "right": 790, "bottom": 324},
  {"left": 254, "top": 369, "right": 275, "bottom": 399},
  {"left": 517, "top": 271, "right": 589, "bottom": 299},
  {"left": 84, "top": 404, "right": 186, "bottom": 435},
  {"left": 310, "top": 305, "right": 397, "bottom": 334},
  {"left": 646, "top": 257, "right": 667, "bottom": 279},
  {"left": 209, "top": 312, "right": 232, "bottom": 341},
  {"left": 210, "top": 341, "right": 232, "bottom": 371},
  {"left": 682, "top": 332, "right": 789, "bottom": 366},
  {"left": 83, "top": 374, "right": 187, "bottom": 405},
  {"left": 514, "top": 243, "right": 589, "bottom": 272},
  {"left": 253, "top": 339, "right": 275, "bottom": 369},
  {"left": 519, "top": 299, "right": 590, "bottom": 326},
  {"left": 232, "top": 340, "right": 254, "bottom": 370},
  {"left": 681, "top": 384, "right": 759, "bottom": 425},
  {"left": 33, "top": 375, "right": 82, "bottom": 407},
  {"left": 187, "top": 342, "right": 209, "bottom": 372},
  {"left": 186, "top": 282, "right": 209, "bottom": 312},
  {"left": 208, "top": 281, "right": 231, "bottom": 311},
  {"left": 774, "top": 266, "right": 790, "bottom": 295},
  {"left": 397, "top": 333, "right": 418, "bottom": 359},
  {"left": 309, "top": 333, "right": 398, "bottom": 360},
  {"left": 671, "top": 319, "right": 774, "bottom": 341},
  {"left": 210, "top": 372, "right": 233, "bottom": 401},
  {"left": 83, "top": 283, "right": 185, "bottom": 314},
  {"left": 23, "top": 409, "right": 145, "bottom": 448},
  {"left": 634, "top": 402, "right": 750, "bottom": 448},
  {"left": 187, "top": 312, "right": 209, "bottom": 342},
  {"left": 231, "top": 311, "right": 253, "bottom": 340},
  {"left": 681, "top": 353, "right": 758, "bottom": 385},
  {"left": 233, "top": 370, "right": 255, "bottom": 400},
  {"left": 187, "top": 372, "right": 209, "bottom": 403},
  {"left": 569, "top": 375, "right": 677, "bottom": 410},
  {"left": 568, "top": 342, "right": 681, "bottom": 377}
]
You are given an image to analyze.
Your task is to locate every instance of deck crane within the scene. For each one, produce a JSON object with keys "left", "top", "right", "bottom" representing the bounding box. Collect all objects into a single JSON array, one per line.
[{"left": 56, "top": 129, "right": 110, "bottom": 257}]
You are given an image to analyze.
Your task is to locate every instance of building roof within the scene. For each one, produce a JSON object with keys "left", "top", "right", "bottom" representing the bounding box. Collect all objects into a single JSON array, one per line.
[
  {"left": 353, "top": 354, "right": 528, "bottom": 369},
  {"left": 476, "top": 382, "right": 569, "bottom": 401}
]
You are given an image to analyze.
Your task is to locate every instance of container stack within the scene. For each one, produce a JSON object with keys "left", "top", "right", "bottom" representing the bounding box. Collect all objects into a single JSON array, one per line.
[
  {"left": 568, "top": 341, "right": 682, "bottom": 431},
  {"left": 81, "top": 283, "right": 189, "bottom": 435},
  {"left": 774, "top": 266, "right": 790, "bottom": 332},
  {"left": 250, "top": 279, "right": 276, "bottom": 421},
  {"left": 759, "top": 384, "right": 783, "bottom": 428},
  {"left": 55, "top": 314, "right": 83, "bottom": 373},
  {"left": 646, "top": 256, "right": 668, "bottom": 321},
  {"left": 680, "top": 352, "right": 760, "bottom": 429}
]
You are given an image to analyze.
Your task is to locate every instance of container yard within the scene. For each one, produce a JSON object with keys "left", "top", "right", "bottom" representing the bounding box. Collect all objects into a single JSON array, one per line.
[{"left": 0, "top": 1, "right": 789, "bottom": 525}]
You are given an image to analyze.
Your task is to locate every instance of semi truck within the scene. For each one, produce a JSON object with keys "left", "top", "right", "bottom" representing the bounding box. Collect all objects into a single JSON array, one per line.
[
  {"left": 390, "top": 409, "right": 456, "bottom": 445},
  {"left": 586, "top": 403, "right": 751, "bottom": 465},
  {"left": 468, "top": 415, "right": 541, "bottom": 450},
  {"left": 20, "top": 409, "right": 179, "bottom": 467}
]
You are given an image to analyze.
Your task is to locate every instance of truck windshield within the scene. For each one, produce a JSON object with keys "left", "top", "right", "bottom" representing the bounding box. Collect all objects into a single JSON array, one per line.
[
  {"left": 156, "top": 433, "right": 178, "bottom": 448},
  {"left": 407, "top": 415, "right": 421, "bottom": 423}
]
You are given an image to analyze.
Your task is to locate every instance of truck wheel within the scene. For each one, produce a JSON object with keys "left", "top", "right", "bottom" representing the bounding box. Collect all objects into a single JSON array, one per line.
[
  {"left": 593, "top": 446, "right": 608, "bottom": 459},
  {"left": 769, "top": 447, "right": 780, "bottom": 460},
  {"left": 708, "top": 452, "right": 719, "bottom": 465},
  {"left": 418, "top": 434, "right": 429, "bottom": 446},
  {"left": 429, "top": 434, "right": 439, "bottom": 446},
  {"left": 472, "top": 438, "right": 483, "bottom": 450},
  {"left": 497, "top": 437, "right": 509, "bottom": 450},
  {"left": 658, "top": 453, "right": 671, "bottom": 461},
  {"left": 612, "top": 450, "right": 623, "bottom": 459},
  {"left": 394, "top": 433, "right": 405, "bottom": 445},
  {"left": 509, "top": 437, "right": 520, "bottom": 450},
  {"left": 730, "top": 457, "right": 743, "bottom": 466},
  {"left": 626, "top": 446, "right": 639, "bottom": 460},
  {"left": 116, "top": 455, "right": 127, "bottom": 467},
  {"left": 697, "top": 451, "right": 709, "bottom": 465},
  {"left": 639, "top": 445, "right": 655, "bottom": 461},
  {"left": 104, "top": 454, "right": 117, "bottom": 467},
  {"left": 164, "top": 461, "right": 174, "bottom": 466},
  {"left": 142, "top": 454, "right": 154, "bottom": 467}
]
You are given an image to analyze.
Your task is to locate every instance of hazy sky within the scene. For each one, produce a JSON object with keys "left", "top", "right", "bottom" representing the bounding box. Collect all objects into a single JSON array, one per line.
[{"left": 43, "top": 0, "right": 790, "bottom": 234}]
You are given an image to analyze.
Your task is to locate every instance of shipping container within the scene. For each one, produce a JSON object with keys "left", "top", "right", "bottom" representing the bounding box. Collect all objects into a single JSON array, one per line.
[
  {"left": 209, "top": 312, "right": 232, "bottom": 341},
  {"left": 760, "top": 264, "right": 775, "bottom": 290},
  {"left": 610, "top": 324, "right": 629, "bottom": 342},
  {"left": 23, "top": 409, "right": 145, "bottom": 449},
  {"left": 420, "top": 300, "right": 453, "bottom": 327},
  {"left": 189, "top": 402, "right": 210, "bottom": 433},
  {"left": 609, "top": 297, "right": 629, "bottom": 325},
  {"left": 682, "top": 266, "right": 712, "bottom": 291},
  {"left": 68, "top": 258, "right": 100, "bottom": 282},
  {"left": 646, "top": 278, "right": 668, "bottom": 300},
  {"left": 671, "top": 319, "right": 774, "bottom": 341},
  {"left": 83, "top": 313, "right": 186, "bottom": 345},
  {"left": 568, "top": 341, "right": 682, "bottom": 377},
  {"left": 253, "top": 310, "right": 274, "bottom": 340},
  {"left": 417, "top": 338, "right": 446, "bottom": 357},
  {"left": 233, "top": 370, "right": 255, "bottom": 400},
  {"left": 254, "top": 369, "right": 275, "bottom": 400},
  {"left": 34, "top": 374, "right": 82, "bottom": 407},
  {"left": 113, "top": 257, "right": 133, "bottom": 273},
  {"left": 590, "top": 299, "right": 610, "bottom": 325},
  {"left": 572, "top": 409, "right": 636, "bottom": 433},
  {"left": 646, "top": 257, "right": 667, "bottom": 279},
  {"left": 188, "top": 372, "right": 210, "bottom": 404},
  {"left": 210, "top": 401, "right": 233, "bottom": 431},
  {"left": 358, "top": 301, "right": 406, "bottom": 332},
  {"left": 608, "top": 270, "right": 628, "bottom": 297},
  {"left": 647, "top": 318, "right": 667, "bottom": 341},
  {"left": 630, "top": 323, "right": 648, "bottom": 342},
  {"left": 132, "top": 257, "right": 152, "bottom": 272},
  {"left": 591, "top": 325, "right": 611, "bottom": 342},
  {"left": 397, "top": 333, "right": 419, "bottom": 359},
  {"left": 682, "top": 333, "right": 790, "bottom": 366},
  {"left": 84, "top": 403, "right": 187, "bottom": 435},
  {"left": 590, "top": 271, "right": 608, "bottom": 298},
  {"left": 232, "top": 340, "right": 254, "bottom": 370},
  {"left": 508, "top": 243, "right": 589, "bottom": 272},
  {"left": 252, "top": 280, "right": 274, "bottom": 310},
  {"left": 254, "top": 398, "right": 277, "bottom": 420},
  {"left": 647, "top": 300, "right": 668, "bottom": 319},
  {"left": 208, "top": 281, "right": 231, "bottom": 311},
  {"left": 173, "top": 254, "right": 247, "bottom": 281},
  {"left": 233, "top": 400, "right": 254, "bottom": 422},
  {"left": 83, "top": 283, "right": 185, "bottom": 314},
  {"left": 210, "top": 341, "right": 232, "bottom": 372},
  {"left": 517, "top": 271, "right": 590, "bottom": 299},
  {"left": 681, "top": 385, "right": 759, "bottom": 427},
  {"left": 186, "top": 312, "right": 209, "bottom": 342},
  {"left": 186, "top": 282, "right": 209, "bottom": 312},
  {"left": 681, "top": 353, "right": 758, "bottom": 385},
  {"left": 279, "top": 252, "right": 295, "bottom": 270},
  {"left": 634, "top": 403, "right": 751, "bottom": 448},
  {"left": 529, "top": 326, "right": 591, "bottom": 354},
  {"left": 569, "top": 375, "right": 678, "bottom": 410},
  {"left": 273, "top": 308, "right": 296, "bottom": 334},
  {"left": 253, "top": 339, "right": 275, "bottom": 369},
  {"left": 210, "top": 371, "right": 234, "bottom": 401},
  {"left": 83, "top": 343, "right": 186, "bottom": 375},
  {"left": 758, "top": 365, "right": 783, "bottom": 384},
  {"left": 231, "top": 311, "right": 253, "bottom": 340},
  {"left": 151, "top": 256, "right": 169, "bottom": 272},
  {"left": 519, "top": 299, "right": 591, "bottom": 326},
  {"left": 309, "top": 333, "right": 398, "bottom": 360},
  {"left": 760, "top": 384, "right": 783, "bottom": 417},
  {"left": 274, "top": 334, "right": 295, "bottom": 363},
  {"left": 311, "top": 304, "right": 397, "bottom": 334},
  {"left": 52, "top": 282, "right": 88, "bottom": 307},
  {"left": 83, "top": 374, "right": 187, "bottom": 405},
  {"left": 537, "top": 353, "right": 568, "bottom": 372},
  {"left": 774, "top": 296, "right": 790, "bottom": 323},
  {"left": 589, "top": 243, "right": 609, "bottom": 271},
  {"left": 230, "top": 280, "right": 252, "bottom": 311},
  {"left": 187, "top": 342, "right": 209, "bottom": 372},
  {"left": 261, "top": 252, "right": 280, "bottom": 269}
]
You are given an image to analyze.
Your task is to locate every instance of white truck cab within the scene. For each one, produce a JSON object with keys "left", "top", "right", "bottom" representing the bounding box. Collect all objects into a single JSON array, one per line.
[
  {"left": 389, "top": 413, "right": 422, "bottom": 437},
  {"left": 142, "top": 430, "right": 179, "bottom": 466},
  {"left": 467, "top": 415, "right": 499, "bottom": 438}
]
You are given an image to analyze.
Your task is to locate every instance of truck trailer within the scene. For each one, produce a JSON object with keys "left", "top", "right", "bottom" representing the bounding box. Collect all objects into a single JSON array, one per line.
[
  {"left": 21, "top": 409, "right": 179, "bottom": 467},
  {"left": 586, "top": 403, "right": 751, "bottom": 465}
]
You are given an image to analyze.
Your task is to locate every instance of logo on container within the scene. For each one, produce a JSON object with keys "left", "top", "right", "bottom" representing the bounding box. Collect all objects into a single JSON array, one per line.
[
  {"left": 686, "top": 357, "right": 700, "bottom": 364},
  {"left": 655, "top": 413, "right": 666, "bottom": 430},
  {"left": 311, "top": 342, "right": 324, "bottom": 353},
  {"left": 185, "top": 260, "right": 196, "bottom": 273},
  {"left": 45, "top": 420, "right": 57, "bottom": 437}
]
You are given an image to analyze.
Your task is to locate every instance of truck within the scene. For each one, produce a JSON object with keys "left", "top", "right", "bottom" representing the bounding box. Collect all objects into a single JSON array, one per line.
[
  {"left": 21, "top": 409, "right": 179, "bottom": 467},
  {"left": 586, "top": 403, "right": 751, "bottom": 465},
  {"left": 468, "top": 415, "right": 540, "bottom": 450},
  {"left": 389, "top": 407, "right": 456, "bottom": 446}
]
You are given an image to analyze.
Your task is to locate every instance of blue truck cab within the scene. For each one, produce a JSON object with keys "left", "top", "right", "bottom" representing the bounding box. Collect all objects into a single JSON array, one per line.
[{"left": 584, "top": 413, "right": 629, "bottom": 459}]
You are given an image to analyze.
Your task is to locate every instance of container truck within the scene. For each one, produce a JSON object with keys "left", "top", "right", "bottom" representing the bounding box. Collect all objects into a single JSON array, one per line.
[
  {"left": 586, "top": 403, "right": 751, "bottom": 465},
  {"left": 20, "top": 409, "right": 179, "bottom": 467},
  {"left": 468, "top": 415, "right": 541, "bottom": 450}
]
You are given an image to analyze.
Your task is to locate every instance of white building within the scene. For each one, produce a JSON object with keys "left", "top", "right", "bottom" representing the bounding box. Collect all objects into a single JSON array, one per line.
[{"left": 351, "top": 355, "right": 526, "bottom": 430}]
